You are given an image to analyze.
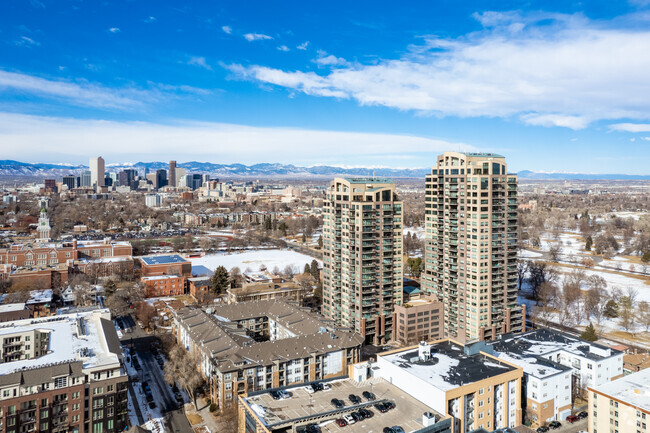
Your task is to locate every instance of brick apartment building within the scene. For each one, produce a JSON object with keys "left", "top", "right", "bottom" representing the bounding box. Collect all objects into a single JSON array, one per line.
[
  {"left": 141, "top": 275, "right": 186, "bottom": 297},
  {"left": 0, "top": 310, "right": 128, "bottom": 433}
]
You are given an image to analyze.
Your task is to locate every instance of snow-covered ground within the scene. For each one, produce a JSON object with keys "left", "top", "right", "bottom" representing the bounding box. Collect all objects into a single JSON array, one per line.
[
  {"left": 518, "top": 250, "right": 543, "bottom": 258},
  {"left": 189, "top": 249, "right": 321, "bottom": 273},
  {"left": 404, "top": 226, "right": 425, "bottom": 240}
]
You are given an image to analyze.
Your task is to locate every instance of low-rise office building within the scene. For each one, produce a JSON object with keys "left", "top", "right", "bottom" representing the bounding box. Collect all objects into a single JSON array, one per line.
[
  {"left": 588, "top": 368, "right": 650, "bottom": 433},
  {"left": 138, "top": 254, "right": 192, "bottom": 277},
  {"left": 393, "top": 295, "right": 444, "bottom": 345},
  {"left": 0, "top": 309, "right": 128, "bottom": 433},
  {"left": 359, "top": 340, "right": 524, "bottom": 433}
]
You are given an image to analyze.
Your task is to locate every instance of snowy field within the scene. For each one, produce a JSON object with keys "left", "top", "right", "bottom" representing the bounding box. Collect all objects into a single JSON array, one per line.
[{"left": 189, "top": 249, "right": 321, "bottom": 272}]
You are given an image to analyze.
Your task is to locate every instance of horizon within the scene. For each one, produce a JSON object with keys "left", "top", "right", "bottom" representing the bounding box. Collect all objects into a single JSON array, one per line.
[{"left": 2, "top": 1, "right": 650, "bottom": 173}]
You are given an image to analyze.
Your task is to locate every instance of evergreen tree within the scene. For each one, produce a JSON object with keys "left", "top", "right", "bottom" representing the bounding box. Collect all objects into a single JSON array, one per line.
[
  {"left": 585, "top": 236, "right": 593, "bottom": 251},
  {"left": 304, "top": 263, "right": 311, "bottom": 274},
  {"left": 317, "top": 235, "right": 323, "bottom": 249},
  {"left": 310, "top": 259, "right": 320, "bottom": 281},
  {"left": 301, "top": 233, "right": 306, "bottom": 243},
  {"left": 580, "top": 322, "right": 598, "bottom": 341},
  {"left": 211, "top": 266, "right": 230, "bottom": 294}
]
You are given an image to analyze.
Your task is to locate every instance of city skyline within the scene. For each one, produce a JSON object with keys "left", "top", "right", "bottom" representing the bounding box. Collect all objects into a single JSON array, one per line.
[{"left": 2, "top": 1, "right": 650, "bottom": 173}]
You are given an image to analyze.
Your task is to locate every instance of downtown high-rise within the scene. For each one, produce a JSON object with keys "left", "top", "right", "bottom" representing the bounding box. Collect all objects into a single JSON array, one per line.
[
  {"left": 322, "top": 178, "right": 403, "bottom": 344},
  {"left": 423, "top": 152, "right": 524, "bottom": 343},
  {"left": 89, "top": 156, "right": 105, "bottom": 189}
]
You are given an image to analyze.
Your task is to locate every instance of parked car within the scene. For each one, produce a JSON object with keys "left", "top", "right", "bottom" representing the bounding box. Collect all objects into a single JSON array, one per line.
[
  {"left": 383, "top": 428, "right": 395, "bottom": 433},
  {"left": 577, "top": 411, "right": 588, "bottom": 419},
  {"left": 305, "top": 385, "right": 316, "bottom": 394},
  {"left": 335, "top": 419, "right": 347, "bottom": 427},
  {"left": 362, "top": 391, "right": 376, "bottom": 401},
  {"left": 384, "top": 401, "right": 396, "bottom": 410},
  {"left": 350, "top": 412, "right": 362, "bottom": 422},
  {"left": 270, "top": 391, "right": 282, "bottom": 400},
  {"left": 567, "top": 414, "right": 580, "bottom": 423},
  {"left": 349, "top": 394, "right": 361, "bottom": 404},
  {"left": 148, "top": 401, "right": 156, "bottom": 409},
  {"left": 321, "top": 383, "right": 331, "bottom": 390},
  {"left": 549, "top": 420, "right": 562, "bottom": 429},
  {"left": 312, "top": 383, "right": 324, "bottom": 391},
  {"left": 536, "top": 427, "right": 549, "bottom": 433},
  {"left": 278, "top": 390, "right": 292, "bottom": 399},
  {"left": 331, "top": 398, "right": 345, "bottom": 409},
  {"left": 359, "top": 408, "right": 374, "bottom": 418},
  {"left": 375, "top": 403, "right": 389, "bottom": 413},
  {"left": 305, "top": 424, "right": 320, "bottom": 433},
  {"left": 343, "top": 414, "right": 356, "bottom": 425},
  {"left": 145, "top": 394, "right": 154, "bottom": 403},
  {"left": 392, "top": 427, "right": 404, "bottom": 433}
]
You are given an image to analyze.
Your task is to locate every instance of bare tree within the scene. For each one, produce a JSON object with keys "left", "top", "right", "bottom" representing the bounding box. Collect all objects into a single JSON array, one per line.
[
  {"left": 638, "top": 301, "right": 650, "bottom": 333},
  {"left": 618, "top": 287, "right": 638, "bottom": 334},
  {"left": 533, "top": 282, "right": 558, "bottom": 326},
  {"left": 548, "top": 244, "right": 562, "bottom": 262},
  {"left": 164, "top": 345, "right": 204, "bottom": 409}
]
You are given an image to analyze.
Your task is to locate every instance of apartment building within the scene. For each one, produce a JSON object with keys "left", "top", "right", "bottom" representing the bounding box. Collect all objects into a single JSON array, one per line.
[
  {"left": 172, "top": 300, "right": 363, "bottom": 410},
  {"left": 141, "top": 275, "right": 185, "bottom": 297},
  {"left": 225, "top": 282, "right": 304, "bottom": 304},
  {"left": 486, "top": 328, "right": 624, "bottom": 426},
  {"left": 322, "top": 177, "right": 403, "bottom": 344},
  {"left": 393, "top": 295, "right": 444, "bottom": 345},
  {"left": 423, "top": 152, "right": 523, "bottom": 343},
  {"left": 588, "top": 368, "right": 650, "bottom": 433},
  {"left": 0, "top": 310, "right": 128, "bottom": 433},
  {"left": 367, "top": 340, "right": 524, "bottom": 433}
]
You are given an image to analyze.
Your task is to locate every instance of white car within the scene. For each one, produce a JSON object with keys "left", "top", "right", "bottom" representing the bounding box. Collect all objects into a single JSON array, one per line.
[
  {"left": 343, "top": 415, "right": 356, "bottom": 425},
  {"left": 305, "top": 385, "right": 315, "bottom": 394}
]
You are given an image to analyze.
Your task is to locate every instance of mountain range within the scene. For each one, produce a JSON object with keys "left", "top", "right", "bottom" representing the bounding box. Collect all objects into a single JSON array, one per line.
[{"left": 0, "top": 160, "right": 648, "bottom": 180}]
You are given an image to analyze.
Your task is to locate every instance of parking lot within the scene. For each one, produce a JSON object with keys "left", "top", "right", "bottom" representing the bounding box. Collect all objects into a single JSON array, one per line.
[{"left": 244, "top": 378, "right": 444, "bottom": 433}]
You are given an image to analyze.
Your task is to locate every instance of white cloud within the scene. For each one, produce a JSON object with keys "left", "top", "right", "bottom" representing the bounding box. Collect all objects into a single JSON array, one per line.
[
  {"left": 0, "top": 70, "right": 147, "bottom": 109},
  {"left": 297, "top": 41, "right": 310, "bottom": 50},
  {"left": 222, "top": 25, "right": 232, "bottom": 34},
  {"left": 144, "top": 16, "right": 156, "bottom": 23},
  {"left": 0, "top": 70, "right": 209, "bottom": 109},
  {"left": 277, "top": 45, "right": 290, "bottom": 52},
  {"left": 609, "top": 123, "right": 650, "bottom": 132},
  {"left": 229, "top": 13, "right": 650, "bottom": 128},
  {"left": 187, "top": 56, "right": 212, "bottom": 70},
  {"left": 14, "top": 36, "right": 40, "bottom": 47},
  {"left": 520, "top": 113, "right": 590, "bottom": 130},
  {"left": 244, "top": 33, "right": 273, "bottom": 41},
  {"left": 314, "top": 51, "right": 349, "bottom": 67},
  {"left": 108, "top": 27, "right": 120, "bottom": 33},
  {"left": 0, "top": 112, "right": 475, "bottom": 165}
]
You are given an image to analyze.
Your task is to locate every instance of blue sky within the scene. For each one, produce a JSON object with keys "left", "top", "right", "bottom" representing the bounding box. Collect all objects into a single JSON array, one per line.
[{"left": 1, "top": 0, "right": 650, "bottom": 173}]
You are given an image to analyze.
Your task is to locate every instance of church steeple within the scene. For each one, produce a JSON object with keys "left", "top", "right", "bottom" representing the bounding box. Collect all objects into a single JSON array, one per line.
[{"left": 37, "top": 208, "right": 51, "bottom": 243}]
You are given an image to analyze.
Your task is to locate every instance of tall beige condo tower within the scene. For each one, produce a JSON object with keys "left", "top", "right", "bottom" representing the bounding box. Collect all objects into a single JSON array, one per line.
[
  {"left": 322, "top": 178, "right": 403, "bottom": 344},
  {"left": 89, "top": 156, "right": 105, "bottom": 188},
  {"left": 423, "top": 152, "right": 524, "bottom": 343},
  {"left": 169, "top": 160, "right": 177, "bottom": 187}
]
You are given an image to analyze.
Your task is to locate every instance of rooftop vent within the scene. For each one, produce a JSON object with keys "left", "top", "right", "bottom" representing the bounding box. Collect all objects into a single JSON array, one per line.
[{"left": 419, "top": 341, "right": 432, "bottom": 361}]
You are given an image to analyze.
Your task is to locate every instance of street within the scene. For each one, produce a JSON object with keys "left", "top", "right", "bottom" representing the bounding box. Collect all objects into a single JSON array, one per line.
[{"left": 118, "top": 314, "right": 194, "bottom": 433}]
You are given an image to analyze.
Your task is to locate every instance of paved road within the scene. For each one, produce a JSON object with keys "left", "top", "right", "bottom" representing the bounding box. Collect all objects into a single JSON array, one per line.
[{"left": 118, "top": 314, "right": 194, "bottom": 433}]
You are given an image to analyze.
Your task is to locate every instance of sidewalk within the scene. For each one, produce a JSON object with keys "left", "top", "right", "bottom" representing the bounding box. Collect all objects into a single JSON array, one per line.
[{"left": 184, "top": 397, "right": 237, "bottom": 433}]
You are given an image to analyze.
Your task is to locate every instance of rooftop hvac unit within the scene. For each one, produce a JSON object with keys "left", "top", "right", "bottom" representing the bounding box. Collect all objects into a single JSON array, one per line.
[{"left": 422, "top": 412, "right": 437, "bottom": 426}]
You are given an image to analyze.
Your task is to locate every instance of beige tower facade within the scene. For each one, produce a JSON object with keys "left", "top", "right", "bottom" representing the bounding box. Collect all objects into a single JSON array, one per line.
[
  {"left": 89, "top": 156, "right": 105, "bottom": 188},
  {"left": 322, "top": 178, "right": 403, "bottom": 344},
  {"left": 423, "top": 152, "right": 523, "bottom": 343}
]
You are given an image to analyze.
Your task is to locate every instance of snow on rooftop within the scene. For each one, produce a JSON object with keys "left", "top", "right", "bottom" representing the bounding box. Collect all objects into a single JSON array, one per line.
[
  {"left": 0, "top": 309, "right": 119, "bottom": 375},
  {"left": 0, "top": 303, "right": 26, "bottom": 313},
  {"left": 27, "top": 289, "right": 53, "bottom": 304},
  {"left": 593, "top": 368, "right": 650, "bottom": 412}
]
